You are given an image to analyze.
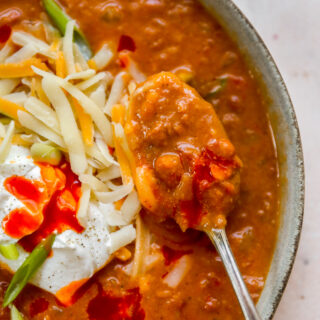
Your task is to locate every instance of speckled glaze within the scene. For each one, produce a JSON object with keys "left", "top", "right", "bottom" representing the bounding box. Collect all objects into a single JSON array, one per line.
[{"left": 199, "top": 0, "right": 305, "bottom": 319}]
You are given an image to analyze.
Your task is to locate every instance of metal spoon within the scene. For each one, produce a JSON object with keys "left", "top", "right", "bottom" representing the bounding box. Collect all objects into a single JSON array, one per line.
[{"left": 206, "top": 228, "right": 262, "bottom": 320}]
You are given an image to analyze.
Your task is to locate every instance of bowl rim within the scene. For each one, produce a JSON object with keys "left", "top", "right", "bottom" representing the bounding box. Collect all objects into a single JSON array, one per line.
[{"left": 199, "top": 0, "right": 305, "bottom": 318}]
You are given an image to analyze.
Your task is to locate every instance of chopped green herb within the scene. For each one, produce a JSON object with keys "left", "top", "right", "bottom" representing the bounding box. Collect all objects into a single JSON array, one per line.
[
  {"left": 10, "top": 304, "right": 24, "bottom": 320},
  {"left": 205, "top": 77, "right": 228, "bottom": 100},
  {"left": 3, "top": 234, "right": 56, "bottom": 307},
  {"left": 0, "top": 243, "right": 19, "bottom": 260},
  {"left": 42, "top": 0, "right": 92, "bottom": 60}
]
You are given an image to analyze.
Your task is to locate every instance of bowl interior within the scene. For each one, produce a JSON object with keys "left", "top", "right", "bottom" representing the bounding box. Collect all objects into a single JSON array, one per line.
[{"left": 199, "top": 0, "right": 304, "bottom": 318}]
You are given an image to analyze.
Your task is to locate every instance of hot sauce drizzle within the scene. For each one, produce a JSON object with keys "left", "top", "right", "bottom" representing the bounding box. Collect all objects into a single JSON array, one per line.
[
  {"left": 2, "top": 160, "right": 83, "bottom": 251},
  {"left": 87, "top": 283, "right": 145, "bottom": 320},
  {"left": 19, "top": 162, "right": 83, "bottom": 252},
  {"left": 29, "top": 298, "right": 49, "bottom": 317}
]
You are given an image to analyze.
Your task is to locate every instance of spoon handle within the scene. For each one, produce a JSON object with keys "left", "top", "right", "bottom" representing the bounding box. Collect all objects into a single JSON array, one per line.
[{"left": 206, "top": 228, "right": 262, "bottom": 320}]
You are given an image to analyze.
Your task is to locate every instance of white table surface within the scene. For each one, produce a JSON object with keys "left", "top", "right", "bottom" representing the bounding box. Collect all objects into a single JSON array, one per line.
[{"left": 231, "top": 0, "right": 320, "bottom": 319}]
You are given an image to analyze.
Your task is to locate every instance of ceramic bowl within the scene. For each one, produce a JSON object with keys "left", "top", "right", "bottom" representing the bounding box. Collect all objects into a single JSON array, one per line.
[{"left": 199, "top": 0, "right": 305, "bottom": 319}]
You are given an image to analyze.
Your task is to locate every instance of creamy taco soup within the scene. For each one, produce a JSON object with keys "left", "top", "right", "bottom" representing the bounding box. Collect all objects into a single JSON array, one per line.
[{"left": 0, "top": 0, "right": 279, "bottom": 319}]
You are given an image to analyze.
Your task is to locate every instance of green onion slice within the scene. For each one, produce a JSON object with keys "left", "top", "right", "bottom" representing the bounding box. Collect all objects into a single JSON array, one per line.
[
  {"left": 30, "top": 143, "right": 62, "bottom": 166},
  {"left": 42, "top": 0, "right": 92, "bottom": 60},
  {"left": 0, "top": 243, "right": 19, "bottom": 260},
  {"left": 3, "top": 234, "right": 56, "bottom": 307},
  {"left": 205, "top": 77, "right": 228, "bottom": 100},
  {"left": 10, "top": 304, "right": 24, "bottom": 320}
]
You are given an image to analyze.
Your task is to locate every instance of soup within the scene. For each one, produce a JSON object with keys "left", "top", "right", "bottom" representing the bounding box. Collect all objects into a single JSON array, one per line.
[{"left": 0, "top": 0, "right": 279, "bottom": 319}]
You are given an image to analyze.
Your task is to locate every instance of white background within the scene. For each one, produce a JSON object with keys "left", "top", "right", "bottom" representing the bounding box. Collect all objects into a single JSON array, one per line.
[{"left": 231, "top": 0, "right": 320, "bottom": 319}]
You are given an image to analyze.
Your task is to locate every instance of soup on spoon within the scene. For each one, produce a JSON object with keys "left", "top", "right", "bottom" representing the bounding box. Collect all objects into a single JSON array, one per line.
[
  {"left": 125, "top": 72, "right": 261, "bottom": 320},
  {"left": 125, "top": 72, "right": 241, "bottom": 232}
]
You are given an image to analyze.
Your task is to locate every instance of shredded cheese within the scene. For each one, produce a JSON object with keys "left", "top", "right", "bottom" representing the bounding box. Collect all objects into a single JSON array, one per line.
[
  {"left": 90, "top": 43, "right": 114, "bottom": 70},
  {"left": 18, "top": 111, "right": 66, "bottom": 147},
  {"left": 0, "top": 97, "right": 26, "bottom": 120},
  {"left": 33, "top": 67, "right": 113, "bottom": 146},
  {"left": 0, "top": 58, "right": 48, "bottom": 78},
  {"left": 24, "top": 96, "right": 61, "bottom": 134},
  {"left": 0, "top": 121, "right": 15, "bottom": 163},
  {"left": 72, "top": 97, "right": 94, "bottom": 147},
  {"left": 63, "top": 21, "right": 76, "bottom": 75},
  {"left": 104, "top": 72, "right": 127, "bottom": 115},
  {"left": 5, "top": 44, "right": 37, "bottom": 64},
  {"left": 42, "top": 77, "right": 87, "bottom": 175}
]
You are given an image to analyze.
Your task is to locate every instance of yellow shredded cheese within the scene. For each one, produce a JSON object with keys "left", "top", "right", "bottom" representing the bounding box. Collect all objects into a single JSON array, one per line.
[{"left": 0, "top": 58, "right": 48, "bottom": 78}]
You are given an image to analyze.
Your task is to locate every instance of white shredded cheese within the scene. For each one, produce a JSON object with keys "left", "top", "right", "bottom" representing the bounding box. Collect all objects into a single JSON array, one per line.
[
  {"left": 0, "top": 121, "right": 15, "bottom": 163},
  {"left": 76, "top": 72, "right": 110, "bottom": 91},
  {"left": 120, "top": 191, "right": 141, "bottom": 223},
  {"left": 96, "top": 166, "right": 121, "bottom": 181},
  {"left": 89, "top": 84, "right": 106, "bottom": 109},
  {"left": 2, "top": 92, "right": 27, "bottom": 107},
  {"left": 95, "top": 180, "right": 133, "bottom": 203},
  {"left": 65, "top": 69, "right": 96, "bottom": 81},
  {"left": 91, "top": 43, "right": 114, "bottom": 70},
  {"left": 0, "top": 79, "right": 19, "bottom": 96},
  {"left": 18, "top": 111, "right": 65, "bottom": 147},
  {"left": 109, "top": 224, "right": 136, "bottom": 253},
  {"left": 11, "top": 31, "right": 56, "bottom": 59},
  {"left": 163, "top": 255, "right": 192, "bottom": 288},
  {"left": 42, "top": 77, "right": 87, "bottom": 175},
  {"left": 5, "top": 44, "right": 37, "bottom": 64},
  {"left": 104, "top": 72, "right": 127, "bottom": 115},
  {"left": 32, "top": 67, "right": 113, "bottom": 146},
  {"left": 77, "top": 183, "right": 91, "bottom": 227},
  {"left": 24, "top": 97, "right": 61, "bottom": 134},
  {"left": 63, "top": 20, "right": 76, "bottom": 75},
  {"left": 73, "top": 43, "right": 89, "bottom": 71},
  {"left": 0, "top": 43, "right": 14, "bottom": 63},
  {"left": 79, "top": 174, "right": 108, "bottom": 191}
]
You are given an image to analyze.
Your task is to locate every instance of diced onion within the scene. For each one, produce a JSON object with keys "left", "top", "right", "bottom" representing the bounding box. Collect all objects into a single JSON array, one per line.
[
  {"left": 104, "top": 72, "right": 127, "bottom": 115},
  {"left": 0, "top": 121, "right": 15, "bottom": 163},
  {"left": 163, "top": 255, "right": 192, "bottom": 288},
  {"left": 18, "top": 111, "right": 66, "bottom": 147},
  {"left": 109, "top": 224, "right": 136, "bottom": 254},
  {"left": 5, "top": 44, "right": 37, "bottom": 64},
  {"left": 42, "top": 77, "right": 87, "bottom": 175},
  {"left": 95, "top": 180, "right": 133, "bottom": 203},
  {"left": 0, "top": 79, "right": 19, "bottom": 96},
  {"left": 24, "top": 97, "right": 61, "bottom": 134},
  {"left": 91, "top": 43, "right": 114, "bottom": 70},
  {"left": 63, "top": 21, "right": 76, "bottom": 75}
]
